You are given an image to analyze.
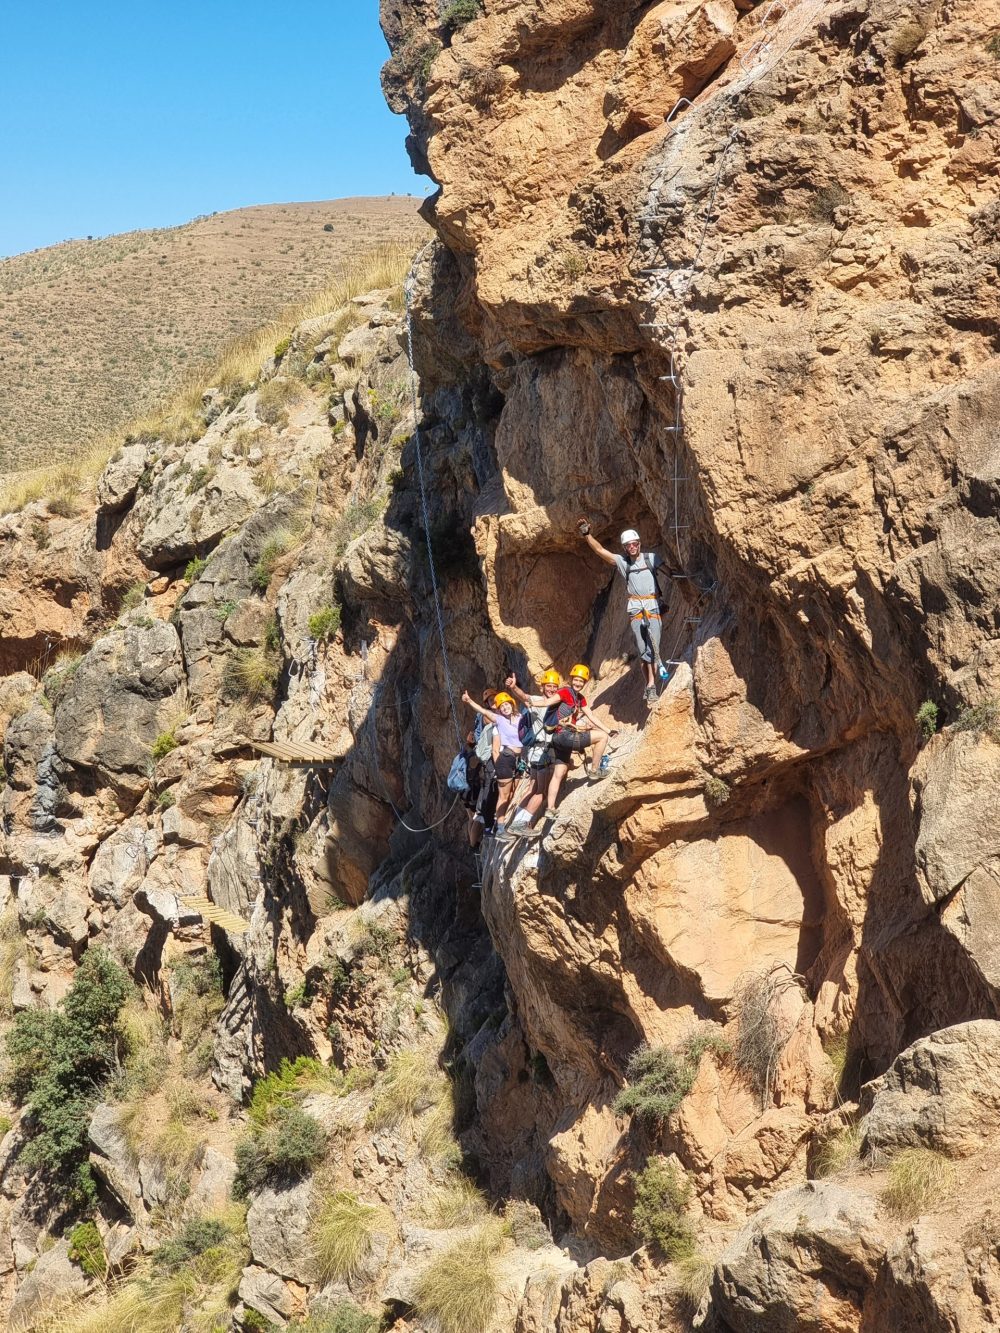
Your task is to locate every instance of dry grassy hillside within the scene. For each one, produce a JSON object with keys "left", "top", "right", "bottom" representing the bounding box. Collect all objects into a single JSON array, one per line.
[{"left": 0, "top": 197, "right": 427, "bottom": 472}]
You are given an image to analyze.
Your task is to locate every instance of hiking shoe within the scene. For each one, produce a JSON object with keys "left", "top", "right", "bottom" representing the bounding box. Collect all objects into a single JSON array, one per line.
[
  {"left": 588, "top": 769, "right": 608, "bottom": 783},
  {"left": 541, "top": 808, "right": 557, "bottom": 825},
  {"left": 644, "top": 686, "right": 657, "bottom": 704},
  {"left": 598, "top": 754, "right": 611, "bottom": 774}
]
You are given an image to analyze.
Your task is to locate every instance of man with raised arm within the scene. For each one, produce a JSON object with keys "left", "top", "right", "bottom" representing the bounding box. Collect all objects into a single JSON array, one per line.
[{"left": 577, "top": 519, "right": 670, "bottom": 704}]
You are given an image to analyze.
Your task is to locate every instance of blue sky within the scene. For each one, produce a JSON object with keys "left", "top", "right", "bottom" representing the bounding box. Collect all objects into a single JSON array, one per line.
[{"left": 0, "top": 1, "right": 423, "bottom": 258}]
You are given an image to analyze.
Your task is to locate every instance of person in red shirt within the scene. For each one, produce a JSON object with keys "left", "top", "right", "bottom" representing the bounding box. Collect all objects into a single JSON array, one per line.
[{"left": 540, "top": 664, "right": 617, "bottom": 827}]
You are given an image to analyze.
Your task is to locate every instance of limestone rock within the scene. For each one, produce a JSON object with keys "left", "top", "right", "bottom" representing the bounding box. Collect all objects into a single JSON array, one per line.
[
  {"left": 8, "top": 1240, "right": 94, "bottom": 1331},
  {"left": 239, "top": 1265, "right": 295, "bottom": 1325},
  {"left": 861, "top": 1021, "right": 1000, "bottom": 1159},
  {"left": 96, "top": 443, "right": 149, "bottom": 514},
  {"left": 247, "top": 1180, "right": 317, "bottom": 1285},
  {"left": 710, "top": 1181, "right": 885, "bottom": 1332}
]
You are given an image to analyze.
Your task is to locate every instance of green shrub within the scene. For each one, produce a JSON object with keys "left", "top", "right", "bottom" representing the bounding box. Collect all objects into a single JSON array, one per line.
[
  {"left": 308, "top": 604, "right": 342, "bottom": 643},
  {"left": 4, "top": 949, "right": 129, "bottom": 1201},
  {"left": 614, "top": 1031, "right": 726, "bottom": 1125},
  {"left": 244, "top": 1312, "right": 280, "bottom": 1333},
  {"left": 247, "top": 1056, "right": 330, "bottom": 1127},
  {"left": 120, "top": 580, "right": 146, "bottom": 612},
  {"left": 632, "top": 1157, "right": 695, "bottom": 1261},
  {"left": 250, "top": 528, "right": 296, "bottom": 593},
  {"left": 0, "top": 1114, "right": 12, "bottom": 1138},
  {"left": 68, "top": 1220, "right": 106, "bottom": 1278},
  {"left": 988, "top": 33, "right": 1000, "bottom": 57},
  {"left": 233, "top": 1104, "right": 327, "bottom": 1197},
  {"left": 311, "top": 1191, "right": 389, "bottom": 1282},
  {"left": 916, "top": 700, "right": 939, "bottom": 740},
  {"left": 412, "top": 1223, "right": 504, "bottom": 1333},
  {"left": 157, "top": 788, "right": 176, "bottom": 809},
  {"left": 954, "top": 698, "right": 1000, "bottom": 742},
  {"left": 151, "top": 729, "right": 179, "bottom": 761},
  {"left": 288, "top": 1304, "right": 379, "bottom": 1333},
  {"left": 213, "top": 598, "right": 239, "bottom": 623},
  {"left": 703, "top": 775, "right": 730, "bottom": 807},
  {"left": 154, "top": 1216, "right": 229, "bottom": 1270},
  {"left": 274, "top": 336, "right": 292, "bottom": 360},
  {"left": 186, "top": 465, "right": 212, "bottom": 495},
  {"left": 185, "top": 556, "right": 207, "bottom": 582},
  {"left": 285, "top": 980, "right": 309, "bottom": 1010},
  {"left": 354, "top": 920, "right": 395, "bottom": 966},
  {"left": 441, "top": 0, "right": 480, "bottom": 29}
]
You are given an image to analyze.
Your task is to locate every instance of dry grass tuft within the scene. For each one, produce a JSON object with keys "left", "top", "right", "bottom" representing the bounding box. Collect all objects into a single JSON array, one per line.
[
  {"left": 881, "top": 1147, "right": 955, "bottom": 1218},
  {"left": 674, "top": 1252, "right": 715, "bottom": 1317},
  {"left": 412, "top": 1221, "right": 506, "bottom": 1333},
  {"left": 731, "top": 964, "right": 804, "bottom": 1108},
  {"left": 813, "top": 1122, "right": 863, "bottom": 1178},
  {"left": 311, "top": 1190, "right": 391, "bottom": 1283},
  {"left": 366, "top": 1047, "right": 449, "bottom": 1132},
  {"left": 424, "top": 1176, "right": 490, "bottom": 1229},
  {"left": 0, "top": 905, "right": 28, "bottom": 1021}
]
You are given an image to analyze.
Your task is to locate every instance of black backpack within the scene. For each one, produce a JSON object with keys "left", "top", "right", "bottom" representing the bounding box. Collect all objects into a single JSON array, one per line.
[{"left": 517, "top": 709, "right": 536, "bottom": 748}]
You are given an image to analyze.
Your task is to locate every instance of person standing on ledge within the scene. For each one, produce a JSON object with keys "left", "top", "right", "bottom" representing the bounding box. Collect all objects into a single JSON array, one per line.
[{"left": 577, "top": 519, "right": 670, "bottom": 704}]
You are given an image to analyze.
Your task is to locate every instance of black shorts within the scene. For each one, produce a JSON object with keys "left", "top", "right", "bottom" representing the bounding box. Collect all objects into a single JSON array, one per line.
[
  {"left": 552, "top": 730, "right": 591, "bottom": 755},
  {"left": 528, "top": 750, "right": 554, "bottom": 775},
  {"left": 494, "top": 749, "right": 519, "bottom": 780}
]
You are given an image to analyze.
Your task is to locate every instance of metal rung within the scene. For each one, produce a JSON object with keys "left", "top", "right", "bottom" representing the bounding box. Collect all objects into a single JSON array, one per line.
[{"left": 640, "top": 322, "right": 675, "bottom": 329}]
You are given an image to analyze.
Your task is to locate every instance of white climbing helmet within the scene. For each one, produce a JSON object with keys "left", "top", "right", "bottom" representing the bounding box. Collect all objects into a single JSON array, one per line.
[{"left": 620, "top": 529, "right": 640, "bottom": 546}]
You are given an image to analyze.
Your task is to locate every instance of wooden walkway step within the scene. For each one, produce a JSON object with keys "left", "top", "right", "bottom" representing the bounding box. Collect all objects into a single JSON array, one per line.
[
  {"left": 179, "top": 895, "right": 250, "bottom": 935},
  {"left": 251, "top": 739, "right": 343, "bottom": 766}
]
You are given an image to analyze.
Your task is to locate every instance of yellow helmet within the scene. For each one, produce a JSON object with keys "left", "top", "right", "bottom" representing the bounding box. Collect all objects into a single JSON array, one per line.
[
  {"left": 493, "top": 692, "right": 516, "bottom": 708},
  {"left": 568, "top": 663, "right": 591, "bottom": 682},
  {"left": 538, "top": 669, "right": 561, "bottom": 687}
]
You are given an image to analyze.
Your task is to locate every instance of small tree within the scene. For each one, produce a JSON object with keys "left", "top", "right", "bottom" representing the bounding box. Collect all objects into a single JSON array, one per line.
[
  {"left": 5, "top": 949, "right": 129, "bottom": 1201},
  {"left": 632, "top": 1157, "right": 695, "bottom": 1260}
]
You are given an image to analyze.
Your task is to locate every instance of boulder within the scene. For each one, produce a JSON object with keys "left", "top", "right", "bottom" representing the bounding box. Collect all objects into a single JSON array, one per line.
[
  {"left": 247, "top": 1180, "right": 317, "bottom": 1284},
  {"left": 710, "top": 1181, "right": 885, "bottom": 1332},
  {"left": 187, "top": 1148, "right": 238, "bottom": 1215},
  {"left": 860, "top": 1021, "right": 1000, "bottom": 1158},
  {"left": 88, "top": 1102, "right": 144, "bottom": 1218},
  {"left": 239, "top": 1265, "right": 295, "bottom": 1325},
  {"left": 8, "top": 1240, "right": 94, "bottom": 1330}
]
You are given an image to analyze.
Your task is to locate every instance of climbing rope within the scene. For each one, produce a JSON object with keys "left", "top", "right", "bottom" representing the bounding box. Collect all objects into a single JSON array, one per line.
[
  {"left": 366, "top": 679, "right": 465, "bottom": 834},
  {"left": 404, "top": 269, "right": 465, "bottom": 756}
]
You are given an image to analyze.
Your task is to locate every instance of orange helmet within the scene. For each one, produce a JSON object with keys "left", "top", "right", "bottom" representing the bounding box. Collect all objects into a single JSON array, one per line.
[
  {"left": 493, "top": 692, "right": 516, "bottom": 708},
  {"left": 568, "top": 664, "right": 591, "bottom": 682},
  {"left": 538, "top": 669, "right": 561, "bottom": 687}
]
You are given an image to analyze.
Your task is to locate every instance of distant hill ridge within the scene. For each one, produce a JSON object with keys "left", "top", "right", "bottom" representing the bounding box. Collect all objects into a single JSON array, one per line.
[{"left": 0, "top": 197, "right": 427, "bottom": 473}]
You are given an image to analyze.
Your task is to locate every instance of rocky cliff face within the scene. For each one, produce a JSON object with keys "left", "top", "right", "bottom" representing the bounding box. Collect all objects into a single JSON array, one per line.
[
  {"left": 380, "top": 0, "right": 1000, "bottom": 1325},
  {"left": 0, "top": 1, "right": 999, "bottom": 1330}
]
